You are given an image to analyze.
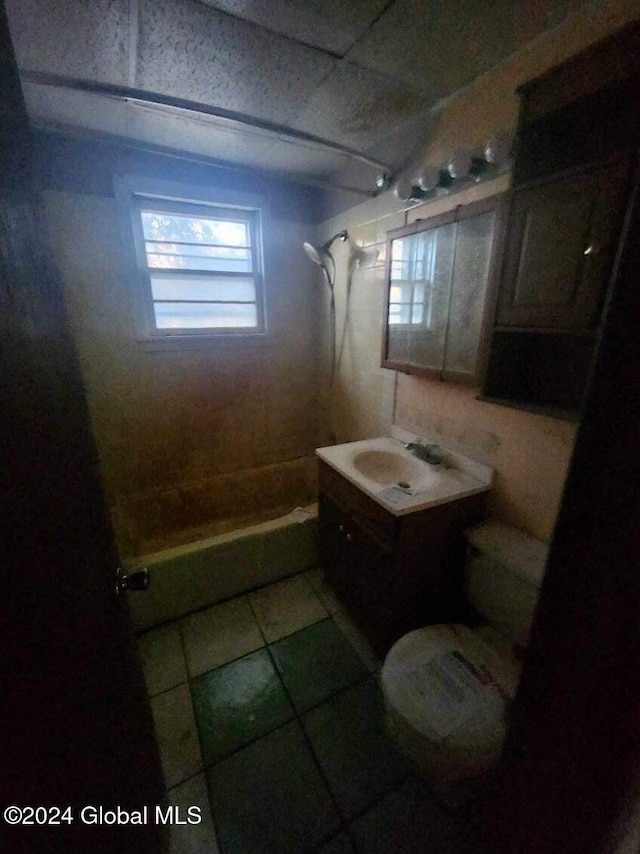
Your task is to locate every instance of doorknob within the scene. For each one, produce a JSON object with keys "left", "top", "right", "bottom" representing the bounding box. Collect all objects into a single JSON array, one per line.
[{"left": 116, "top": 567, "right": 150, "bottom": 596}]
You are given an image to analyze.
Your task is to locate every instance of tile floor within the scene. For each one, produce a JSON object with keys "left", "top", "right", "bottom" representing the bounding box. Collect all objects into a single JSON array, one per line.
[{"left": 140, "top": 569, "right": 471, "bottom": 853}]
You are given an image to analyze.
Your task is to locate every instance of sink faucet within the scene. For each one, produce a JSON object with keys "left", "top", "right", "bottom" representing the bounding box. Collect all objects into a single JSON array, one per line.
[{"left": 404, "top": 442, "right": 445, "bottom": 466}]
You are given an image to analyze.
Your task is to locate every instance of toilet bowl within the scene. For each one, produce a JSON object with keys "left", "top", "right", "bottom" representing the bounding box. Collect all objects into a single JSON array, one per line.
[{"left": 381, "top": 521, "right": 547, "bottom": 787}]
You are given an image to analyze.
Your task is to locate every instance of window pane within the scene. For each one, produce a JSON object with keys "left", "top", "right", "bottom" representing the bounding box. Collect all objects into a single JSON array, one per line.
[
  {"left": 147, "top": 243, "right": 251, "bottom": 256},
  {"left": 389, "top": 304, "right": 411, "bottom": 325},
  {"left": 141, "top": 211, "right": 249, "bottom": 247},
  {"left": 391, "top": 261, "right": 409, "bottom": 280},
  {"left": 146, "top": 250, "right": 252, "bottom": 273},
  {"left": 150, "top": 274, "right": 256, "bottom": 302},
  {"left": 413, "top": 282, "right": 426, "bottom": 303},
  {"left": 154, "top": 302, "right": 258, "bottom": 329}
]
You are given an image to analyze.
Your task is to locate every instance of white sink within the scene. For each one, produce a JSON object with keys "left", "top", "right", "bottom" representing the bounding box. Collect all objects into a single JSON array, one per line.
[
  {"left": 352, "top": 449, "right": 439, "bottom": 492},
  {"left": 316, "top": 432, "right": 493, "bottom": 516}
]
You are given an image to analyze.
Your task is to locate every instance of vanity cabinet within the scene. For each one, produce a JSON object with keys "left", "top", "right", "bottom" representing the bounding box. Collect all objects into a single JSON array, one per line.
[
  {"left": 318, "top": 460, "right": 486, "bottom": 656},
  {"left": 382, "top": 196, "right": 505, "bottom": 385}
]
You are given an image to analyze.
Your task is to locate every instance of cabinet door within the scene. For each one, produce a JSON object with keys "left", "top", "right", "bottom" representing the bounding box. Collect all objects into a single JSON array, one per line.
[
  {"left": 443, "top": 205, "right": 501, "bottom": 381},
  {"left": 318, "top": 493, "right": 352, "bottom": 603},
  {"left": 385, "top": 217, "right": 456, "bottom": 372},
  {"left": 348, "top": 519, "right": 398, "bottom": 655},
  {"left": 497, "top": 158, "right": 630, "bottom": 329}
]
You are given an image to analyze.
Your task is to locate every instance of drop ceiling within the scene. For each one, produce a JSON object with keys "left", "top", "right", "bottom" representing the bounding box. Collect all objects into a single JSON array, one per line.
[{"left": 6, "top": 0, "right": 585, "bottom": 193}]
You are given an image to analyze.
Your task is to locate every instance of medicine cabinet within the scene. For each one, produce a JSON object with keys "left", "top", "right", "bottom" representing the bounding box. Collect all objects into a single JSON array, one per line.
[{"left": 382, "top": 195, "right": 505, "bottom": 384}]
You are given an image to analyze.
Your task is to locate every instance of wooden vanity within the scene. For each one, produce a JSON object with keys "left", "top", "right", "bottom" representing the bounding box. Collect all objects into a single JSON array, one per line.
[{"left": 318, "top": 458, "right": 487, "bottom": 657}]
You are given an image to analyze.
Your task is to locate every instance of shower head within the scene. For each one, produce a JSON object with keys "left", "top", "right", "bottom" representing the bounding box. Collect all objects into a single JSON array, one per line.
[
  {"left": 303, "top": 241, "right": 324, "bottom": 266},
  {"left": 302, "top": 230, "right": 349, "bottom": 268}
]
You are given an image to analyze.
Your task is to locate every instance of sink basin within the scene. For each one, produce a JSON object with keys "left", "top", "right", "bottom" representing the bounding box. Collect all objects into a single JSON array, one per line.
[
  {"left": 351, "top": 449, "right": 439, "bottom": 492},
  {"left": 317, "top": 434, "right": 492, "bottom": 515}
]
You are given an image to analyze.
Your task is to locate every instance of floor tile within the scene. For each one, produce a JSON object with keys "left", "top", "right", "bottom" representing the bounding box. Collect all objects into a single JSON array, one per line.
[
  {"left": 191, "top": 648, "right": 294, "bottom": 764},
  {"left": 318, "top": 832, "right": 357, "bottom": 853},
  {"left": 181, "top": 596, "right": 264, "bottom": 678},
  {"left": 139, "top": 623, "right": 188, "bottom": 697},
  {"left": 302, "top": 677, "right": 411, "bottom": 820},
  {"left": 305, "top": 567, "right": 345, "bottom": 614},
  {"left": 169, "top": 773, "right": 219, "bottom": 853},
  {"left": 331, "top": 607, "right": 381, "bottom": 673},
  {"left": 349, "top": 776, "right": 469, "bottom": 853},
  {"left": 249, "top": 575, "right": 327, "bottom": 642},
  {"left": 151, "top": 684, "right": 202, "bottom": 788},
  {"left": 207, "top": 720, "right": 341, "bottom": 853},
  {"left": 304, "top": 566, "right": 324, "bottom": 593},
  {"left": 270, "top": 618, "right": 367, "bottom": 712}
]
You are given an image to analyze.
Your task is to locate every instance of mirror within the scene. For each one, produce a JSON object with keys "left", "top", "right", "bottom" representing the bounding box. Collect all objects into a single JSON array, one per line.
[{"left": 382, "top": 195, "right": 504, "bottom": 384}]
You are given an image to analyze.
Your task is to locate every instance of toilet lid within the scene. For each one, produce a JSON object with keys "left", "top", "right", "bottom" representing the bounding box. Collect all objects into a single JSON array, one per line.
[{"left": 381, "top": 625, "right": 516, "bottom": 751}]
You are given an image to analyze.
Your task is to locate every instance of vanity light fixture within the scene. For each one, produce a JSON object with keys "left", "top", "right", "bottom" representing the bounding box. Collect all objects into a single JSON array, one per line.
[{"left": 392, "top": 130, "right": 514, "bottom": 204}]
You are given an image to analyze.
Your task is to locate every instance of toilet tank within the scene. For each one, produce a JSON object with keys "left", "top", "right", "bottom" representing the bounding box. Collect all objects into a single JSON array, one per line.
[{"left": 464, "top": 522, "right": 548, "bottom": 646}]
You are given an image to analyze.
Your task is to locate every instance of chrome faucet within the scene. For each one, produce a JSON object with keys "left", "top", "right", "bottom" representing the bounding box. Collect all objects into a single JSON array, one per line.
[{"left": 404, "top": 442, "right": 445, "bottom": 466}]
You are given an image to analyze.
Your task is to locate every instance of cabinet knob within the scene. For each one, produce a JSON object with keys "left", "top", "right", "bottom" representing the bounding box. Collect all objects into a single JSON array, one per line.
[
  {"left": 346, "top": 533, "right": 353, "bottom": 543},
  {"left": 339, "top": 524, "right": 345, "bottom": 534}
]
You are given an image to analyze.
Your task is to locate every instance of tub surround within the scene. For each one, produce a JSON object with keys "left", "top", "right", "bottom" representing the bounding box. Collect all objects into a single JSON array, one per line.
[{"left": 39, "top": 132, "right": 323, "bottom": 557}]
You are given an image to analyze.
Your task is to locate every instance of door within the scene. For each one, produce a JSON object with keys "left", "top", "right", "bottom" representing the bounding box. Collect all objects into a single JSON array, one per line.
[
  {"left": 497, "top": 156, "right": 631, "bottom": 329},
  {"left": 0, "top": 6, "right": 166, "bottom": 851}
]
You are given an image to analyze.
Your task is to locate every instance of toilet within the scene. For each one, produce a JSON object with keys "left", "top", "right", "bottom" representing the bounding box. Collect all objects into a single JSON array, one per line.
[{"left": 381, "top": 521, "right": 548, "bottom": 788}]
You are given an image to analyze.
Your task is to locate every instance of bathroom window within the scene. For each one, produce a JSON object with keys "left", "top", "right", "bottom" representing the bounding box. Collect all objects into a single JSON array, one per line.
[{"left": 117, "top": 176, "right": 267, "bottom": 344}]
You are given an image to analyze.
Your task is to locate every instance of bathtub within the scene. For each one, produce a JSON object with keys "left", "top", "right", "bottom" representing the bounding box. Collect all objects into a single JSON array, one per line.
[{"left": 126, "top": 505, "right": 318, "bottom": 630}]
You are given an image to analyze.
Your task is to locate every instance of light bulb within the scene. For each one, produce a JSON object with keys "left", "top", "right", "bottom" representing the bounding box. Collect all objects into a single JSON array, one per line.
[
  {"left": 417, "top": 165, "right": 440, "bottom": 192},
  {"left": 394, "top": 178, "right": 418, "bottom": 202},
  {"left": 447, "top": 150, "right": 473, "bottom": 179},
  {"left": 485, "top": 131, "right": 513, "bottom": 166}
]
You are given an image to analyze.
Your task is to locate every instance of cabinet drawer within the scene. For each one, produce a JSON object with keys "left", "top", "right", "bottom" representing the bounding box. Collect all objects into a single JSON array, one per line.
[{"left": 318, "top": 460, "right": 397, "bottom": 548}]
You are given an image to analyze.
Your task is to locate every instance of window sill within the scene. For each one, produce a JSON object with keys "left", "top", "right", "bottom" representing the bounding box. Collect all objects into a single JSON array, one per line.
[{"left": 137, "top": 333, "right": 272, "bottom": 353}]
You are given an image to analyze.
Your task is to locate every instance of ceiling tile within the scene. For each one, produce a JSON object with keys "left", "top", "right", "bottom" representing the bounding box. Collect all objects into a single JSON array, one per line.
[
  {"left": 254, "top": 138, "right": 351, "bottom": 180},
  {"left": 291, "top": 61, "right": 431, "bottom": 163},
  {"left": 346, "top": 0, "right": 575, "bottom": 101},
  {"left": 136, "top": 0, "right": 336, "bottom": 124},
  {"left": 327, "top": 157, "right": 387, "bottom": 196},
  {"left": 196, "top": 0, "right": 390, "bottom": 55},
  {"left": 22, "top": 84, "right": 130, "bottom": 138},
  {"left": 364, "top": 107, "right": 438, "bottom": 169},
  {"left": 123, "top": 102, "right": 274, "bottom": 167},
  {"left": 21, "top": 84, "right": 353, "bottom": 185},
  {"left": 5, "top": 0, "right": 130, "bottom": 84}
]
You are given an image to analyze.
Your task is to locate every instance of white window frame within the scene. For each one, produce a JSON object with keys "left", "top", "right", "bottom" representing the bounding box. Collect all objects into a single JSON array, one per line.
[{"left": 115, "top": 175, "right": 269, "bottom": 348}]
